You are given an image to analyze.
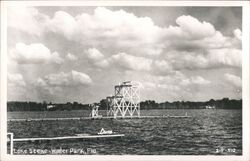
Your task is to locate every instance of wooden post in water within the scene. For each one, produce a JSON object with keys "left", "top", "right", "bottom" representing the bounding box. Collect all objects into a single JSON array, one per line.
[{"left": 7, "top": 133, "right": 13, "bottom": 155}]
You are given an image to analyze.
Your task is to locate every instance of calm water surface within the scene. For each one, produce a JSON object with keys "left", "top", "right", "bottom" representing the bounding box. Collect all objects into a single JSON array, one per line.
[{"left": 7, "top": 109, "right": 242, "bottom": 155}]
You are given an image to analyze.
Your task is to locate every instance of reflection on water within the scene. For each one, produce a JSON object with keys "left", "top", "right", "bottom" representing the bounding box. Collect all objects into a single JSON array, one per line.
[{"left": 8, "top": 109, "right": 242, "bottom": 155}]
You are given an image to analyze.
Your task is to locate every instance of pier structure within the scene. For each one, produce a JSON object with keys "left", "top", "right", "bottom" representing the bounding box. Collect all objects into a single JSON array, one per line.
[
  {"left": 106, "top": 81, "right": 141, "bottom": 118},
  {"left": 90, "top": 104, "right": 101, "bottom": 118}
]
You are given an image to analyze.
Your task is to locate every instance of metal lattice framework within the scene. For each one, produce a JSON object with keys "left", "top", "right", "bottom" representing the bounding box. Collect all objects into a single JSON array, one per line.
[{"left": 107, "top": 81, "right": 141, "bottom": 118}]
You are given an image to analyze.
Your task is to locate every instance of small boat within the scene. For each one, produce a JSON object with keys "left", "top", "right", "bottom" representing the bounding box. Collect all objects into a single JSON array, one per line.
[{"left": 98, "top": 128, "right": 113, "bottom": 135}]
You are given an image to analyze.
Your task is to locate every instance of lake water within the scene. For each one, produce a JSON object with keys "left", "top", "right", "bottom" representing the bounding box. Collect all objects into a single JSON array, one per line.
[{"left": 7, "top": 109, "right": 242, "bottom": 155}]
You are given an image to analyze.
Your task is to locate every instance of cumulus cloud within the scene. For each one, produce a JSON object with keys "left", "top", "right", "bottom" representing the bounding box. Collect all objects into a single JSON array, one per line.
[
  {"left": 208, "top": 48, "right": 241, "bottom": 67},
  {"left": 151, "top": 60, "right": 174, "bottom": 75},
  {"left": 189, "top": 76, "right": 211, "bottom": 85},
  {"left": 8, "top": 73, "right": 26, "bottom": 87},
  {"left": 36, "top": 70, "right": 92, "bottom": 87},
  {"left": 234, "top": 28, "right": 242, "bottom": 40},
  {"left": 34, "top": 70, "right": 92, "bottom": 97},
  {"left": 7, "top": 73, "right": 27, "bottom": 101},
  {"left": 224, "top": 73, "right": 242, "bottom": 88},
  {"left": 8, "top": 6, "right": 48, "bottom": 36},
  {"left": 163, "top": 16, "right": 240, "bottom": 54},
  {"left": 169, "top": 51, "right": 209, "bottom": 70},
  {"left": 110, "top": 52, "right": 153, "bottom": 71},
  {"left": 47, "top": 11, "right": 77, "bottom": 39},
  {"left": 142, "top": 81, "right": 181, "bottom": 92},
  {"left": 66, "top": 53, "right": 77, "bottom": 61},
  {"left": 86, "top": 48, "right": 104, "bottom": 61},
  {"left": 176, "top": 75, "right": 210, "bottom": 86},
  {"left": 84, "top": 48, "right": 110, "bottom": 68},
  {"left": 75, "top": 7, "right": 163, "bottom": 43},
  {"left": 8, "top": 6, "right": 241, "bottom": 59},
  {"left": 165, "top": 47, "right": 241, "bottom": 71},
  {"left": 35, "top": 77, "right": 63, "bottom": 95},
  {"left": 7, "top": 6, "right": 242, "bottom": 102},
  {"left": 140, "top": 72, "right": 213, "bottom": 101},
  {"left": 94, "top": 59, "right": 110, "bottom": 68},
  {"left": 49, "top": 8, "right": 235, "bottom": 56},
  {"left": 174, "top": 15, "right": 216, "bottom": 40},
  {"left": 143, "top": 72, "right": 210, "bottom": 89},
  {"left": 10, "top": 43, "right": 64, "bottom": 64},
  {"left": 8, "top": 6, "right": 164, "bottom": 56}
]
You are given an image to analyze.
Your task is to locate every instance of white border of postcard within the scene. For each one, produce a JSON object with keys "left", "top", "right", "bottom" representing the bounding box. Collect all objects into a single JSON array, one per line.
[{"left": 1, "top": 1, "right": 249, "bottom": 161}]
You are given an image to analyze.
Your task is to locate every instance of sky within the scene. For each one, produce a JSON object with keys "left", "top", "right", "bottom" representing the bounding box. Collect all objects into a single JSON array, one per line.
[{"left": 7, "top": 6, "right": 242, "bottom": 103}]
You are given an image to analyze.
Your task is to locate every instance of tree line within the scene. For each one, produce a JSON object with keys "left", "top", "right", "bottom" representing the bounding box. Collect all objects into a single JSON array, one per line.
[
  {"left": 140, "top": 98, "right": 242, "bottom": 110},
  {"left": 7, "top": 97, "right": 242, "bottom": 112},
  {"left": 7, "top": 101, "right": 91, "bottom": 111}
]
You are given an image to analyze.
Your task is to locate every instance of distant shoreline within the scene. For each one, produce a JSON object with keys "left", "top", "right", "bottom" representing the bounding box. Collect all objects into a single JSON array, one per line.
[{"left": 7, "top": 98, "right": 242, "bottom": 111}]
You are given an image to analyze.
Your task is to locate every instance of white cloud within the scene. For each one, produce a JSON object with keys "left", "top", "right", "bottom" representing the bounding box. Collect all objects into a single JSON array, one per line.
[
  {"left": 7, "top": 73, "right": 27, "bottom": 100},
  {"left": 36, "top": 78, "right": 47, "bottom": 87},
  {"left": 190, "top": 76, "right": 211, "bottom": 85},
  {"left": 8, "top": 73, "right": 26, "bottom": 86},
  {"left": 38, "top": 70, "right": 92, "bottom": 87},
  {"left": 142, "top": 82, "right": 157, "bottom": 90},
  {"left": 110, "top": 52, "right": 153, "bottom": 71},
  {"left": 208, "top": 48, "right": 241, "bottom": 67},
  {"left": 142, "top": 81, "right": 180, "bottom": 91},
  {"left": 71, "top": 70, "right": 92, "bottom": 85},
  {"left": 174, "top": 15, "right": 215, "bottom": 40},
  {"left": 8, "top": 6, "right": 241, "bottom": 60},
  {"left": 10, "top": 43, "right": 63, "bottom": 64},
  {"left": 164, "top": 47, "right": 241, "bottom": 71},
  {"left": 140, "top": 73, "right": 212, "bottom": 101},
  {"left": 143, "top": 72, "right": 210, "bottom": 90},
  {"left": 76, "top": 7, "right": 163, "bottom": 44},
  {"left": 234, "top": 28, "right": 242, "bottom": 40},
  {"left": 47, "top": 11, "right": 77, "bottom": 39},
  {"left": 9, "top": 7, "right": 164, "bottom": 56},
  {"left": 196, "top": 31, "right": 228, "bottom": 49},
  {"left": 84, "top": 48, "right": 110, "bottom": 68},
  {"left": 152, "top": 60, "right": 173, "bottom": 75},
  {"left": 164, "top": 16, "right": 239, "bottom": 52},
  {"left": 179, "top": 75, "right": 210, "bottom": 86},
  {"left": 94, "top": 59, "right": 110, "bottom": 68},
  {"left": 34, "top": 70, "right": 92, "bottom": 97},
  {"left": 8, "top": 6, "right": 48, "bottom": 36},
  {"left": 224, "top": 73, "right": 242, "bottom": 87},
  {"left": 66, "top": 53, "right": 77, "bottom": 61},
  {"left": 86, "top": 48, "right": 104, "bottom": 61},
  {"left": 169, "top": 51, "right": 209, "bottom": 70},
  {"left": 7, "top": 7, "right": 242, "bottom": 102}
]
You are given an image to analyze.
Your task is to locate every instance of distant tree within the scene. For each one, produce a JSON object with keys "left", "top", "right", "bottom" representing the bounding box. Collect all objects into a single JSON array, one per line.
[{"left": 99, "top": 99, "right": 108, "bottom": 110}]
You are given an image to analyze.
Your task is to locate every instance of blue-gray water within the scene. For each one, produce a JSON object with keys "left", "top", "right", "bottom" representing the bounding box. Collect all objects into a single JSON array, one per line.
[{"left": 7, "top": 109, "right": 242, "bottom": 155}]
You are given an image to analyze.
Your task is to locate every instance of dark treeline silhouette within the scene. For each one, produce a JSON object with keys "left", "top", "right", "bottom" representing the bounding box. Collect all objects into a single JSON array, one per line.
[
  {"left": 140, "top": 98, "right": 242, "bottom": 110},
  {"left": 7, "top": 98, "right": 241, "bottom": 112},
  {"left": 7, "top": 101, "right": 91, "bottom": 112}
]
